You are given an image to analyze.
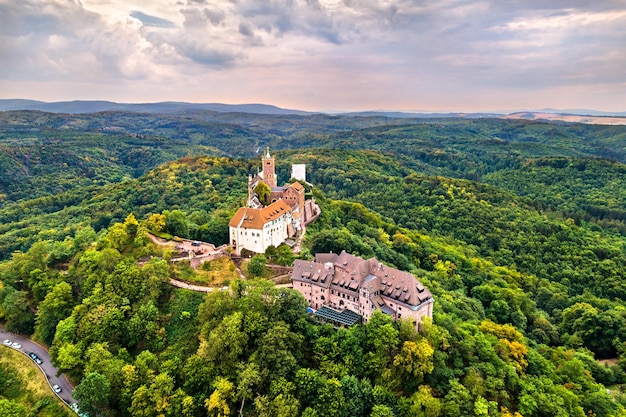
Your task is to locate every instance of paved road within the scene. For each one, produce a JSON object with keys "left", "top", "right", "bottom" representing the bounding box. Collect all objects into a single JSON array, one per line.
[{"left": 0, "top": 328, "right": 77, "bottom": 405}]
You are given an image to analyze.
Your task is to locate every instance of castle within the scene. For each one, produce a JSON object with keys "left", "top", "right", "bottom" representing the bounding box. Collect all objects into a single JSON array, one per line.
[
  {"left": 229, "top": 149, "right": 432, "bottom": 329},
  {"left": 291, "top": 251, "right": 434, "bottom": 329},
  {"left": 229, "top": 148, "right": 317, "bottom": 255}
]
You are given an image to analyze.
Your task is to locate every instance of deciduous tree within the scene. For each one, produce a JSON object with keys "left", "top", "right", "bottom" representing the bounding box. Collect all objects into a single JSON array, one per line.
[
  {"left": 73, "top": 371, "right": 111, "bottom": 417},
  {"left": 247, "top": 254, "right": 267, "bottom": 278},
  {"left": 205, "top": 377, "right": 234, "bottom": 417},
  {"left": 35, "top": 281, "right": 74, "bottom": 345}
]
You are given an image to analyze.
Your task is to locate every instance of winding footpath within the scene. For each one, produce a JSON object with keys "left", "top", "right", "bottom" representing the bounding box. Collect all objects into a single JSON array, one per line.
[
  {"left": 0, "top": 327, "right": 77, "bottom": 406},
  {"left": 169, "top": 278, "right": 218, "bottom": 292}
]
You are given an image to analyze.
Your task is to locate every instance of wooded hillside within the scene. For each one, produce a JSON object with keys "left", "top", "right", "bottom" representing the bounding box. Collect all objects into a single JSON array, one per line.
[{"left": 1, "top": 111, "right": 626, "bottom": 416}]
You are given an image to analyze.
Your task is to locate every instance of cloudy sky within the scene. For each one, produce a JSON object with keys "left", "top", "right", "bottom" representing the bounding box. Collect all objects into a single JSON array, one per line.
[{"left": 1, "top": 0, "right": 625, "bottom": 112}]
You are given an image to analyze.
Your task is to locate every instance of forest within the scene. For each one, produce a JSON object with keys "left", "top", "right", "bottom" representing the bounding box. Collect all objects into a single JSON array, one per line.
[{"left": 1, "top": 110, "right": 626, "bottom": 416}]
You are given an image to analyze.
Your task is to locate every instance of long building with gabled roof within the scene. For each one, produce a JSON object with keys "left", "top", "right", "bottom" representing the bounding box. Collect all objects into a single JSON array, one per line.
[
  {"left": 229, "top": 199, "right": 294, "bottom": 255},
  {"left": 292, "top": 251, "right": 434, "bottom": 329}
]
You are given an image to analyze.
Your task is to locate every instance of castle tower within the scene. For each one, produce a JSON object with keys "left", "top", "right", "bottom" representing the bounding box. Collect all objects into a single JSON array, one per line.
[{"left": 261, "top": 146, "right": 277, "bottom": 188}]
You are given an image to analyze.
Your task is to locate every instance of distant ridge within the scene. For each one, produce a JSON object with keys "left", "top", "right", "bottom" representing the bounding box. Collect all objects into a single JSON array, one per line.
[
  {"left": 0, "top": 100, "right": 624, "bottom": 123},
  {"left": 342, "top": 111, "right": 503, "bottom": 119},
  {"left": 533, "top": 108, "right": 626, "bottom": 117},
  {"left": 504, "top": 111, "right": 626, "bottom": 125},
  {"left": 0, "top": 99, "right": 313, "bottom": 115},
  {"left": 0, "top": 100, "right": 504, "bottom": 118}
]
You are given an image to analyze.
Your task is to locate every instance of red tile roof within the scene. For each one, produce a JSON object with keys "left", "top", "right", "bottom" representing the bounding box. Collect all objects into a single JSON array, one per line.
[
  {"left": 229, "top": 200, "right": 292, "bottom": 229},
  {"left": 288, "top": 181, "right": 304, "bottom": 191}
]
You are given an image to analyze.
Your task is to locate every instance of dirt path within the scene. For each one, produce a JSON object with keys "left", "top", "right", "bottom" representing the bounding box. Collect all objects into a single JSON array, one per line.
[
  {"left": 169, "top": 278, "right": 219, "bottom": 292},
  {"left": 148, "top": 233, "right": 226, "bottom": 256}
]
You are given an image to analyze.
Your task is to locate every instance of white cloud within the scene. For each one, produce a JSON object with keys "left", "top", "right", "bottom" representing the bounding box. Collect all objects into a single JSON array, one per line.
[{"left": 0, "top": 0, "right": 624, "bottom": 111}]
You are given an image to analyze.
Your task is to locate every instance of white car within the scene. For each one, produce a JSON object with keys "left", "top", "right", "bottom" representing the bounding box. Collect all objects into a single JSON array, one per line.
[
  {"left": 2, "top": 339, "right": 11, "bottom": 346},
  {"left": 53, "top": 384, "right": 62, "bottom": 393},
  {"left": 11, "top": 342, "right": 21, "bottom": 349}
]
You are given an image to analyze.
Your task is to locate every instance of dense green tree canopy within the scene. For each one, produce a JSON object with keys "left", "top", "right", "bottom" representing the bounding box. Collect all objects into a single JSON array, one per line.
[{"left": 1, "top": 112, "right": 626, "bottom": 416}]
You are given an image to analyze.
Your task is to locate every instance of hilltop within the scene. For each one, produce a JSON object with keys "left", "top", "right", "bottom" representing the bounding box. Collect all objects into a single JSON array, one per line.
[
  {"left": 1, "top": 112, "right": 626, "bottom": 415},
  {"left": 0, "top": 151, "right": 625, "bottom": 416}
]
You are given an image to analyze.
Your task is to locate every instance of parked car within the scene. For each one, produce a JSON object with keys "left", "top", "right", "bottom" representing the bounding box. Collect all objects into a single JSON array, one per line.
[
  {"left": 11, "top": 342, "right": 21, "bottom": 349},
  {"left": 2, "top": 339, "right": 11, "bottom": 346},
  {"left": 29, "top": 352, "right": 43, "bottom": 364},
  {"left": 53, "top": 384, "right": 62, "bottom": 393}
]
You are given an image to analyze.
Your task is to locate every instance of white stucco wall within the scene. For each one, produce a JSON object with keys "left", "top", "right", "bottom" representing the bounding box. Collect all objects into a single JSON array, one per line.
[{"left": 230, "top": 212, "right": 292, "bottom": 255}]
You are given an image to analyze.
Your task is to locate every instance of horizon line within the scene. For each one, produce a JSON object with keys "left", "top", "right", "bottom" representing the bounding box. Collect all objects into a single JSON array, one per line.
[{"left": 0, "top": 98, "right": 625, "bottom": 117}]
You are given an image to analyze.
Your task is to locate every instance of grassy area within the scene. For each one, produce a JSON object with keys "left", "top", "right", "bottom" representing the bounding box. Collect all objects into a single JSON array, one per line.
[
  {"left": 240, "top": 258, "right": 287, "bottom": 280},
  {"left": 0, "top": 347, "right": 73, "bottom": 417},
  {"left": 173, "top": 256, "right": 240, "bottom": 286},
  {"left": 150, "top": 230, "right": 173, "bottom": 240}
]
